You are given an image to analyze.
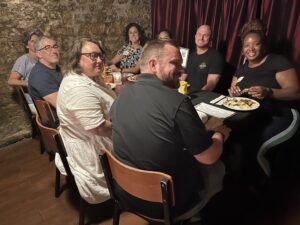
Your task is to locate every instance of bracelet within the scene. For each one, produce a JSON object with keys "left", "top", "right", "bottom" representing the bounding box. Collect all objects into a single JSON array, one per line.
[{"left": 215, "top": 131, "right": 225, "bottom": 142}]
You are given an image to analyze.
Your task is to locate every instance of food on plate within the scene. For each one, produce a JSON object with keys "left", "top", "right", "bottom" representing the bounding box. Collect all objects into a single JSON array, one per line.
[
  {"left": 127, "top": 75, "right": 139, "bottom": 82},
  {"left": 223, "top": 97, "right": 259, "bottom": 110},
  {"left": 242, "top": 88, "right": 249, "bottom": 94}
]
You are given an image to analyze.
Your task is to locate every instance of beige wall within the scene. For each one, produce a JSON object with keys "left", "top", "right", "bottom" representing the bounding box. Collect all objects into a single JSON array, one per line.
[{"left": 0, "top": 0, "right": 151, "bottom": 147}]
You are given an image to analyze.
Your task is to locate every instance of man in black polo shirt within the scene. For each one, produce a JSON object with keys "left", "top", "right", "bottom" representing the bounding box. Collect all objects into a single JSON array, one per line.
[{"left": 110, "top": 40, "right": 231, "bottom": 219}]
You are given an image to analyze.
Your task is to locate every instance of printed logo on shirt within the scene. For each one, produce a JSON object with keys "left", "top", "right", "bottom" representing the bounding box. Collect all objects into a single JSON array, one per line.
[{"left": 199, "top": 62, "right": 207, "bottom": 69}]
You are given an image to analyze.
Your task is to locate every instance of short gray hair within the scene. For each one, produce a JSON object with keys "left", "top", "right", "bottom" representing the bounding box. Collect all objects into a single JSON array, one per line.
[{"left": 34, "top": 35, "right": 55, "bottom": 51}]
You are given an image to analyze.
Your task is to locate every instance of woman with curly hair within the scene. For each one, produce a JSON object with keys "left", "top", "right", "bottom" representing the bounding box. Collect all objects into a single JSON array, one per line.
[
  {"left": 228, "top": 19, "right": 300, "bottom": 177},
  {"left": 109, "top": 22, "right": 146, "bottom": 74}
]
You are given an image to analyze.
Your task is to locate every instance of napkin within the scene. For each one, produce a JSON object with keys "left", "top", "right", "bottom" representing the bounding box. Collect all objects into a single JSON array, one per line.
[
  {"left": 210, "top": 95, "right": 226, "bottom": 104},
  {"left": 197, "top": 111, "right": 208, "bottom": 123}
]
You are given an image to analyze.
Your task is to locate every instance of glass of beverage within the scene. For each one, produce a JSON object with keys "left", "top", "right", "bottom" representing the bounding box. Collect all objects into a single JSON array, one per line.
[
  {"left": 104, "top": 75, "right": 114, "bottom": 83},
  {"left": 113, "top": 72, "right": 122, "bottom": 85}
]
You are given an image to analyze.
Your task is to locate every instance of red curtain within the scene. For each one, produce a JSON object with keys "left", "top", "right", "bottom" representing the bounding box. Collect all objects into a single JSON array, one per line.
[
  {"left": 192, "top": 0, "right": 258, "bottom": 66},
  {"left": 151, "top": 0, "right": 259, "bottom": 93},
  {"left": 152, "top": 0, "right": 258, "bottom": 68},
  {"left": 260, "top": 0, "right": 300, "bottom": 73},
  {"left": 152, "top": 0, "right": 195, "bottom": 46},
  {"left": 152, "top": 0, "right": 299, "bottom": 71},
  {"left": 151, "top": 0, "right": 300, "bottom": 93}
]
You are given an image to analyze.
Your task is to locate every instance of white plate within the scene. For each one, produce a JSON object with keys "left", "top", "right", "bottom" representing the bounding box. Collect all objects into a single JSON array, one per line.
[
  {"left": 223, "top": 97, "right": 260, "bottom": 111},
  {"left": 122, "top": 73, "right": 134, "bottom": 77}
]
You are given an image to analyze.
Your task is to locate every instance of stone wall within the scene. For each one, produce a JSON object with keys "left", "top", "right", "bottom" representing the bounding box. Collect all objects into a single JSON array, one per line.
[{"left": 0, "top": 0, "right": 151, "bottom": 147}]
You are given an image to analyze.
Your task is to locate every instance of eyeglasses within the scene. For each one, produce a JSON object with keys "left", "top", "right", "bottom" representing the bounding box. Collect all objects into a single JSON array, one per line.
[
  {"left": 81, "top": 52, "right": 105, "bottom": 61},
  {"left": 38, "top": 44, "right": 59, "bottom": 51}
]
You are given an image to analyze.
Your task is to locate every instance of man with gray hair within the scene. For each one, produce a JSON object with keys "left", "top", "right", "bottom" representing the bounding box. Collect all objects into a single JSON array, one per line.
[
  {"left": 110, "top": 39, "right": 230, "bottom": 219},
  {"left": 28, "top": 35, "right": 62, "bottom": 108}
]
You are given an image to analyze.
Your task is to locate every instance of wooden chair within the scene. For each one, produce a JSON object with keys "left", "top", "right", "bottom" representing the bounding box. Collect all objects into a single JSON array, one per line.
[
  {"left": 99, "top": 147, "right": 201, "bottom": 225},
  {"left": 16, "top": 86, "right": 38, "bottom": 138},
  {"left": 34, "top": 99, "right": 58, "bottom": 129},
  {"left": 35, "top": 114, "right": 63, "bottom": 197},
  {"left": 36, "top": 114, "right": 88, "bottom": 225}
]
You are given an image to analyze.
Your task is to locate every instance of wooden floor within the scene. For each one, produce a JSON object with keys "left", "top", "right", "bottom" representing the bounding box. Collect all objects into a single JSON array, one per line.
[
  {"left": 0, "top": 138, "right": 300, "bottom": 225},
  {"left": 0, "top": 139, "right": 148, "bottom": 225}
]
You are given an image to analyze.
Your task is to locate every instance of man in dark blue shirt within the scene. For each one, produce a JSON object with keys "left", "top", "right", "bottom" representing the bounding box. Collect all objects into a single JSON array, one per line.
[{"left": 28, "top": 36, "right": 62, "bottom": 108}]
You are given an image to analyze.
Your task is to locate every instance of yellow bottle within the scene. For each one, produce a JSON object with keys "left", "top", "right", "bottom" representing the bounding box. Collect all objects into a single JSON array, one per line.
[{"left": 179, "top": 81, "right": 188, "bottom": 95}]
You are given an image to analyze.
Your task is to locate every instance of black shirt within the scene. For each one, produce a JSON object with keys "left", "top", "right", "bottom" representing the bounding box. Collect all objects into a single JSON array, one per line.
[
  {"left": 236, "top": 54, "right": 295, "bottom": 112},
  {"left": 110, "top": 74, "right": 212, "bottom": 218},
  {"left": 187, "top": 48, "right": 223, "bottom": 93},
  {"left": 235, "top": 54, "right": 293, "bottom": 90}
]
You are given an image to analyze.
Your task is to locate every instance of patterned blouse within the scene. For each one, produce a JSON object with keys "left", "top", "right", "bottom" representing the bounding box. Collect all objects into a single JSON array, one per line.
[{"left": 117, "top": 44, "right": 142, "bottom": 69}]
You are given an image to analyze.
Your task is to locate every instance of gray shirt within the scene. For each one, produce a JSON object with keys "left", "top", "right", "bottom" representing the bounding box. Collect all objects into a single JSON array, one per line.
[
  {"left": 11, "top": 54, "right": 37, "bottom": 104},
  {"left": 11, "top": 53, "right": 37, "bottom": 81}
]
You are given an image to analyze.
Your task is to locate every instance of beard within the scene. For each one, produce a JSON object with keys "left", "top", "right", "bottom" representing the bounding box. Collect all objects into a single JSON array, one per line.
[{"left": 161, "top": 74, "right": 180, "bottom": 89}]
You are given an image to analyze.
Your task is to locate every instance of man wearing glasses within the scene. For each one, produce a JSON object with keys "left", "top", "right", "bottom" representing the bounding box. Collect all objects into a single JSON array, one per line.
[{"left": 28, "top": 35, "right": 62, "bottom": 109}]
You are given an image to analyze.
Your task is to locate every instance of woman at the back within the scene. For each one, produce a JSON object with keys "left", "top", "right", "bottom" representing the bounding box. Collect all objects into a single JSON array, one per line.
[{"left": 108, "top": 23, "right": 146, "bottom": 74}]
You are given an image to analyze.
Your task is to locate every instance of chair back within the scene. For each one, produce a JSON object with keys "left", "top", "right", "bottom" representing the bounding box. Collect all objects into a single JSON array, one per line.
[
  {"left": 99, "top": 147, "right": 175, "bottom": 224},
  {"left": 53, "top": 133, "right": 73, "bottom": 178},
  {"left": 35, "top": 114, "right": 58, "bottom": 154},
  {"left": 16, "top": 86, "right": 39, "bottom": 138},
  {"left": 16, "top": 86, "right": 34, "bottom": 118},
  {"left": 34, "top": 99, "right": 57, "bottom": 128}
]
